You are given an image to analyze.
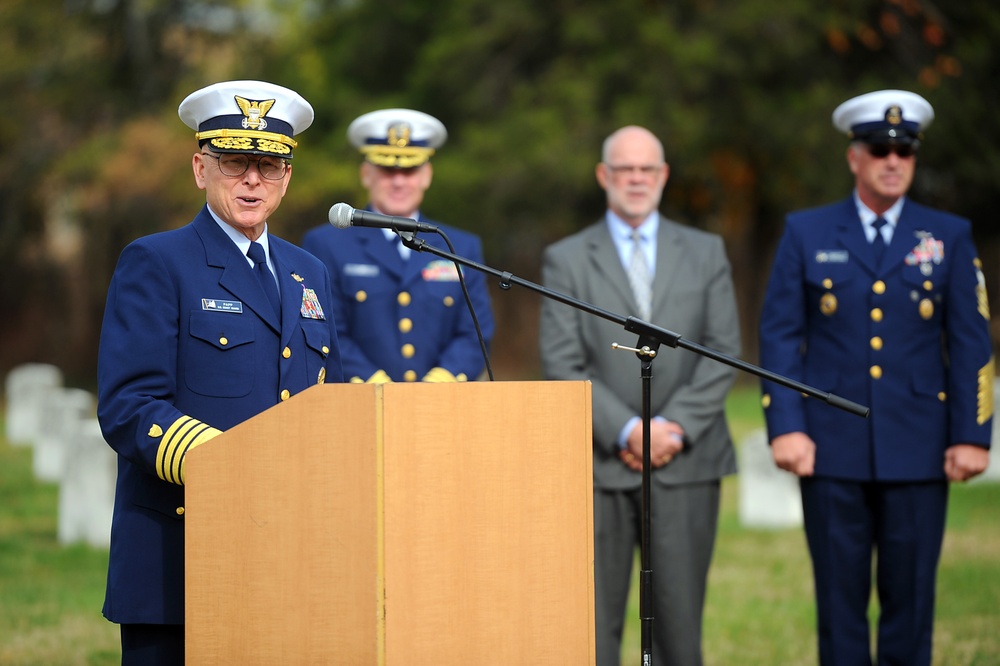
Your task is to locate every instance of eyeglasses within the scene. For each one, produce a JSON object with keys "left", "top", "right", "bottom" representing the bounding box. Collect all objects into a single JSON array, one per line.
[
  {"left": 605, "top": 163, "right": 664, "bottom": 177},
  {"left": 202, "top": 152, "right": 289, "bottom": 180},
  {"left": 867, "top": 143, "right": 917, "bottom": 159}
]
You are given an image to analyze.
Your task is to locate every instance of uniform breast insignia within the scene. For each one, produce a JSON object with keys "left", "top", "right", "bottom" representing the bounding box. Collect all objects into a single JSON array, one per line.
[
  {"left": 300, "top": 286, "right": 326, "bottom": 320},
  {"left": 202, "top": 298, "right": 243, "bottom": 313},
  {"left": 421, "top": 260, "right": 461, "bottom": 282},
  {"left": 815, "top": 250, "right": 849, "bottom": 264},
  {"left": 905, "top": 233, "right": 944, "bottom": 276}
]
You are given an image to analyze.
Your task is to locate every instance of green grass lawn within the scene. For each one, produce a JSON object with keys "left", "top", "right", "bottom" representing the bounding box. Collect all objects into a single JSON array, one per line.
[{"left": 2, "top": 385, "right": 998, "bottom": 664}]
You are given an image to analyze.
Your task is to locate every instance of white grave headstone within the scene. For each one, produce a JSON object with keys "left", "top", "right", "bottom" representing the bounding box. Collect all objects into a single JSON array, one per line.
[
  {"left": 33, "top": 387, "right": 95, "bottom": 482},
  {"left": 738, "top": 428, "right": 803, "bottom": 529},
  {"left": 4, "top": 363, "right": 63, "bottom": 446},
  {"left": 58, "top": 418, "right": 116, "bottom": 549}
]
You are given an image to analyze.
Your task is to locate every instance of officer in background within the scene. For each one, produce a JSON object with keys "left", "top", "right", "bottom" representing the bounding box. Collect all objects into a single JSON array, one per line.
[
  {"left": 759, "top": 89, "right": 992, "bottom": 665},
  {"left": 97, "top": 80, "right": 343, "bottom": 664},
  {"left": 302, "top": 108, "right": 494, "bottom": 383}
]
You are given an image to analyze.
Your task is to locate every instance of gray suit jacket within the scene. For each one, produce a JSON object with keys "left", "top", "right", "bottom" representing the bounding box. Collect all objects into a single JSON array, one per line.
[{"left": 540, "top": 215, "right": 740, "bottom": 490}]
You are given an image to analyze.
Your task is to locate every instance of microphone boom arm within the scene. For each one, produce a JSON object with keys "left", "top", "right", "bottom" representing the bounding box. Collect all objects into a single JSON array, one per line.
[{"left": 398, "top": 233, "right": 870, "bottom": 418}]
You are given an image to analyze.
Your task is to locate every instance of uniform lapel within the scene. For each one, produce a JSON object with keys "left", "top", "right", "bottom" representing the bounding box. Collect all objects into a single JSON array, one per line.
[
  {"left": 835, "top": 200, "right": 878, "bottom": 275},
  {"left": 272, "top": 242, "right": 304, "bottom": 345},
  {"left": 194, "top": 209, "right": 281, "bottom": 331},
  {"left": 886, "top": 201, "right": 919, "bottom": 271},
  {"left": 361, "top": 229, "right": 405, "bottom": 281}
]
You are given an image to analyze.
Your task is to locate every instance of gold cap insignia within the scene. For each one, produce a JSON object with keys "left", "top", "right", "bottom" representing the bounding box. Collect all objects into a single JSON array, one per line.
[
  {"left": 387, "top": 123, "right": 412, "bottom": 147},
  {"left": 885, "top": 105, "right": 902, "bottom": 126},
  {"left": 236, "top": 96, "right": 275, "bottom": 130}
]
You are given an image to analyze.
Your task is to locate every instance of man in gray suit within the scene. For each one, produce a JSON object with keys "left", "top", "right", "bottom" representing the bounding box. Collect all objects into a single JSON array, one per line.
[{"left": 539, "top": 125, "right": 740, "bottom": 666}]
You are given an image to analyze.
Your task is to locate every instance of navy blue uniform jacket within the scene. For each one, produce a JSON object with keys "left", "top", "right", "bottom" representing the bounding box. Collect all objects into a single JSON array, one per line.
[
  {"left": 760, "top": 197, "right": 992, "bottom": 481},
  {"left": 97, "top": 206, "right": 344, "bottom": 624},
  {"left": 301, "top": 217, "right": 494, "bottom": 382}
]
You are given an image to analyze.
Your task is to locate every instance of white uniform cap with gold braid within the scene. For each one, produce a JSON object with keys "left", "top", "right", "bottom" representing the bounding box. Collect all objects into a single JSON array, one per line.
[
  {"left": 347, "top": 108, "right": 447, "bottom": 169},
  {"left": 178, "top": 80, "right": 314, "bottom": 158},
  {"left": 832, "top": 89, "right": 934, "bottom": 145}
]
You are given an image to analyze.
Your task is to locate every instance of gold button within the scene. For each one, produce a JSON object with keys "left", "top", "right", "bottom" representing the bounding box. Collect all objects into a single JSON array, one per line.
[
  {"left": 219, "top": 337, "right": 229, "bottom": 346},
  {"left": 355, "top": 290, "right": 367, "bottom": 302},
  {"left": 870, "top": 336, "right": 883, "bottom": 350},
  {"left": 822, "top": 278, "right": 833, "bottom": 289},
  {"left": 317, "top": 367, "right": 326, "bottom": 384},
  {"left": 321, "top": 346, "right": 329, "bottom": 354},
  {"left": 761, "top": 394, "right": 771, "bottom": 409},
  {"left": 280, "top": 389, "right": 291, "bottom": 401},
  {"left": 923, "top": 281, "right": 933, "bottom": 291},
  {"left": 401, "top": 343, "right": 415, "bottom": 358},
  {"left": 282, "top": 347, "right": 291, "bottom": 359},
  {"left": 404, "top": 370, "right": 418, "bottom": 382},
  {"left": 443, "top": 296, "right": 455, "bottom": 307},
  {"left": 938, "top": 392, "right": 947, "bottom": 402},
  {"left": 870, "top": 308, "right": 883, "bottom": 322},
  {"left": 872, "top": 281, "right": 886, "bottom": 295},
  {"left": 870, "top": 366, "right": 882, "bottom": 380},
  {"left": 919, "top": 299, "right": 934, "bottom": 320},
  {"left": 820, "top": 293, "right": 838, "bottom": 315},
  {"left": 176, "top": 507, "right": 185, "bottom": 516},
  {"left": 399, "top": 318, "right": 413, "bottom": 333},
  {"left": 398, "top": 292, "right": 411, "bottom": 306}
]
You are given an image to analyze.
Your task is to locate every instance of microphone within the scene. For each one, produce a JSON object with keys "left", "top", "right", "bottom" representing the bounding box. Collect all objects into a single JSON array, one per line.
[{"left": 328, "top": 202, "right": 439, "bottom": 233}]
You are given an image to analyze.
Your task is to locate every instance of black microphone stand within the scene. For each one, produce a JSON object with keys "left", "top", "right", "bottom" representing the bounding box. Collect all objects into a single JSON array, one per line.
[{"left": 397, "top": 231, "right": 869, "bottom": 664}]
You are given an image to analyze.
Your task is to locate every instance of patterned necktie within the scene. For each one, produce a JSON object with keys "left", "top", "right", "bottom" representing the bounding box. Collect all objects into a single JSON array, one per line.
[
  {"left": 627, "top": 229, "right": 652, "bottom": 320},
  {"left": 871, "top": 217, "right": 887, "bottom": 265},
  {"left": 247, "top": 241, "right": 281, "bottom": 317}
]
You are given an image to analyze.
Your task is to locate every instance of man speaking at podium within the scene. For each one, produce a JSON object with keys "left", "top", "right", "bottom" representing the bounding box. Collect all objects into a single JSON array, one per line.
[{"left": 97, "top": 80, "right": 343, "bottom": 664}]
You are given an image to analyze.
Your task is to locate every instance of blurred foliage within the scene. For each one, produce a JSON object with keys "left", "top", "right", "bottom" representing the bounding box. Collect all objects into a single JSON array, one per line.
[{"left": 1, "top": 0, "right": 998, "bottom": 383}]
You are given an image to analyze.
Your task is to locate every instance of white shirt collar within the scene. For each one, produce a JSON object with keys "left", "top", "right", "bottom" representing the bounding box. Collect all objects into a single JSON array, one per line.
[
  {"left": 853, "top": 191, "right": 905, "bottom": 228},
  {"left": 207, "top": 205, "right": 271, "bottom": 267}
]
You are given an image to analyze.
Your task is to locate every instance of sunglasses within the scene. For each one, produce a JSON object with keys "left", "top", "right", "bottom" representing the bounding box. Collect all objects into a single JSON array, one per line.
[{"left": 867, "top": 143, "right": 917, "bottom": 159}]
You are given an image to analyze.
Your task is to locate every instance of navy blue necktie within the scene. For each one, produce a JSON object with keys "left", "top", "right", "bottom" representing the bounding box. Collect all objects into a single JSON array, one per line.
[
  {"left": 871, "top": 217, "right": 887, "bottom": 265},
  {"left": 247, "top": 241, "right": 280, "bottom": 317}
]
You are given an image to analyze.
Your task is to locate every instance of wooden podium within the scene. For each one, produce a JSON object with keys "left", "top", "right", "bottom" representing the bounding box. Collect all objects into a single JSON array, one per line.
[{"left": 185, "top": 380, "right": 595, "bottom": 664}]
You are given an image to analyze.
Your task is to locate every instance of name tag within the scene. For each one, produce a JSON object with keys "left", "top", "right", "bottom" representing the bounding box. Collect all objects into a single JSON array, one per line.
[
  {"left": 344, "top": 263, "right": 379, "bottom": 277},
  {"left": 202, "top": 298, "right": 243, "bottom": 313},
  {"left": 815, "top": 250, "right": 849, "bottom": 264}
]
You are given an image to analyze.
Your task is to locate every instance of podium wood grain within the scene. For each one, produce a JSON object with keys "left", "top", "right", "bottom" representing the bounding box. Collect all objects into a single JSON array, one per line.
[{"left": 185, "top": 381, "right": 595, "bottom": 664}]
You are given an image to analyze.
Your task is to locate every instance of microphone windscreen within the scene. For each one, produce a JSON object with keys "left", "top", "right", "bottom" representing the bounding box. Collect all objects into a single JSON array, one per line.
[{"left": 328, "top": 202, "right": 354, "bottom": 229}]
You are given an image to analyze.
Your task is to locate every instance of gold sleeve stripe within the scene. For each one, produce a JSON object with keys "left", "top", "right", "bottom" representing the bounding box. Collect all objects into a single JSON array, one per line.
[
  {"left": 179, "top": 425, "right": 222, "bottom": 485},
  {"left": 155, "top": 416, "right": 222, "bottom": 485},
  {"left": 977, "top": 283, "right": 990, "bottom": 321},
  {"left": 977, "top": 356, "right": 995, "bottom": 426}
]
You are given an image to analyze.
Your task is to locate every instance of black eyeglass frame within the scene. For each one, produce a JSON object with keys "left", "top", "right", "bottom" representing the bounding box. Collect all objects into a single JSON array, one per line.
[{"left": 201, "top": 152, "right": 290, "bottom": 180}]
